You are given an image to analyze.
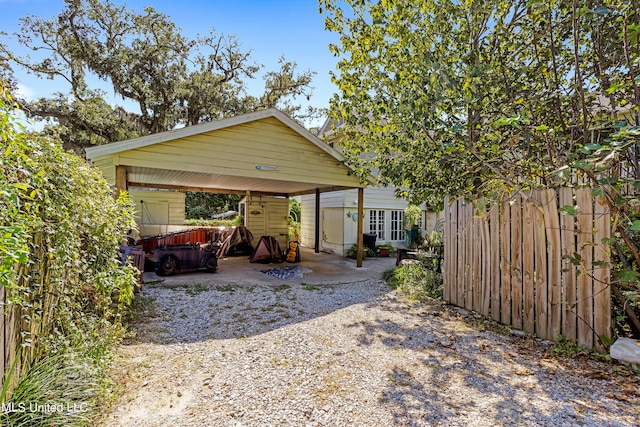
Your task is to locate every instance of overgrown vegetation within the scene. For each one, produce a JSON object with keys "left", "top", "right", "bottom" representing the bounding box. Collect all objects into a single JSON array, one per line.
[
  {"left": 383, "top": 263, "right": 444, "bottom": 302},
  {"left": 184, "top": 216, "right": 243, "bottom": 228},
  {"left": 322, "top": 0, "right": 640, "bottom": 338},
  {"left": 0, "top": 84, "right": 137, "bottom": 425}
]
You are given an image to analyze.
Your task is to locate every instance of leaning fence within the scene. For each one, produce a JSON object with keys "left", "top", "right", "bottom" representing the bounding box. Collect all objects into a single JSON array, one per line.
[{"left": 443, "top": 188, "right": 611, "bottom": 351}]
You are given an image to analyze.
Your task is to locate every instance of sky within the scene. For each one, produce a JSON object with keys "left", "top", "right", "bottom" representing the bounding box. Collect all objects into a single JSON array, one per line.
[{"left": 0, "top": 0, "right": 342, "bottom": 129}]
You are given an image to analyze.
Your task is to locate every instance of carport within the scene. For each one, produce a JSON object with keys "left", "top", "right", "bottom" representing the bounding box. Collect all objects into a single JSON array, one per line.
[{"left": 85, "top": 108, "right": 371, "bottom": 266}]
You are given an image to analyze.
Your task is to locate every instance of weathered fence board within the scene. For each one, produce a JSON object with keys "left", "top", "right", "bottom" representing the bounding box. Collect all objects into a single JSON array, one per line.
[{"left": 444, "top": 188, "right": 611, "bottom": 350}]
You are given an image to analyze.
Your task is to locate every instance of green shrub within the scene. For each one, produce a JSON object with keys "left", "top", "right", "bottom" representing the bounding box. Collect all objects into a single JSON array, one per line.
[
  {"left": 345, "top": 244, "right": 376, "bottom": 258},
  {"left": 383, "top": 263, "right": 443, "bottom": 301},
  {"left": 0, "top": 85, "right": 137, "bottom": 423},
  {"left": 184, "top": 216, "right": 243, "bottom": 227}
]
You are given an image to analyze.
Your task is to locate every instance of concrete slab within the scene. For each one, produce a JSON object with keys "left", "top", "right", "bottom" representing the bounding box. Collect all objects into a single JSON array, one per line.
[{"left": 142, "top": 246, "right": 396, "bottom": 287}]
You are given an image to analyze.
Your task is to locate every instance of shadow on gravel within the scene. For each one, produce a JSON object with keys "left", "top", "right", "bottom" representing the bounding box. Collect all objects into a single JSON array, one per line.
[
  {"left": 350, "top": 298, "right": 636, "bottom": 427},
  {"left": 124, "top": 278, "right": 392, "bottom": 345}
]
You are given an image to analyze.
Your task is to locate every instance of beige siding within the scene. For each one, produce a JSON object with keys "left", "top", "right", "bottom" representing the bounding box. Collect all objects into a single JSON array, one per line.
[
  {"left": 128, "top": 190, "right": 185, "bottom": 235},
  {"left": 321, "top": 208, "right": 346, "bottom": 254},
  {"left": 91, "top": 155, "right": 115, "bottom": 186},
  {"left": 116, "top": 118, "right": 361, "bottom": 188},
  {"left": 301, "top": 186, "right": 444, "bottom": 254},
  {"left": 242, "top": 195, "right": 289, "bottom": 249},
  {"left": 300, "top": 194, "right": 316, "bottom": 249}
]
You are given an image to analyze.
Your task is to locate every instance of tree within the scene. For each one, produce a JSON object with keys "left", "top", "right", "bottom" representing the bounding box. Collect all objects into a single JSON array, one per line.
[
  {"left": 320, "top": 0, "right": 638, "bottom": 202},
  {"left": 320, "top": 0, "right": 640, "bottom": 334},
  {"left": 0, "top": 0, "right": 322, "bottom": 151}
]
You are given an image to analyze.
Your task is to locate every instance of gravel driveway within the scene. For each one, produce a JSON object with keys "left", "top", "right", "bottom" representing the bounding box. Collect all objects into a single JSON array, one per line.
[{"left": 101, "top": 275, "right": 639, "bottom": 426}]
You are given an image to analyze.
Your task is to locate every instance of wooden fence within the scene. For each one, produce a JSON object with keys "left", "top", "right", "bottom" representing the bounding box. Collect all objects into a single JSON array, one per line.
[{"left": 443, "top": 188, "right": 611, "bottom": 351}]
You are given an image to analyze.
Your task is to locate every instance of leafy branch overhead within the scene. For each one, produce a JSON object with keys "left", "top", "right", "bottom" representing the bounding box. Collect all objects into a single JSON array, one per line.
[
  {"left": 320, "top": 0, "right": 640, "bottom": 336},
  {"left": 0, "top": 0, "right": 321, "bottom": 150}
]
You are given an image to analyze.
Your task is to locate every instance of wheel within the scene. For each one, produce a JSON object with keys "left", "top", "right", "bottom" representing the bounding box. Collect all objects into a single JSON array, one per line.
[
  {"left": 155, "top": 254, "right": 178, "bottom": 276},
  {"left": 205, "top": 254, "right": 218, "bottom": 272}
]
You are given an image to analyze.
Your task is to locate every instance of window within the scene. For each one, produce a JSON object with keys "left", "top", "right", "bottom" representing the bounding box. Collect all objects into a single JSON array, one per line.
[
  {"left": 369, "top": 210, "right": 385, "bottom": 240},
  {"left": 390, "top": 210, "right": 405, "bottom": 241}
]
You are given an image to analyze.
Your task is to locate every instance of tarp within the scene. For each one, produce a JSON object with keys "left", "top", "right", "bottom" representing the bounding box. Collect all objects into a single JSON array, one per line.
[
  {"left": 249, "top": 236, "right": 283, "bottom": 263},
  {"left": 216, "top": 226, "right": 254, "bottom": 258}
]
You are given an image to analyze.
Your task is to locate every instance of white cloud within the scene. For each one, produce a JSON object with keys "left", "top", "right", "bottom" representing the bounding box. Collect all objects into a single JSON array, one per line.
[{"left": 16, "top": 82, "right": 35, "bottom": 100}]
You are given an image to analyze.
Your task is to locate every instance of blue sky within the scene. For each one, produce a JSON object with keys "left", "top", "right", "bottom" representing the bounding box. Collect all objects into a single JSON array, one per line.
[{"left": 0, "top": 0, "right": 340, "bottom": 128}]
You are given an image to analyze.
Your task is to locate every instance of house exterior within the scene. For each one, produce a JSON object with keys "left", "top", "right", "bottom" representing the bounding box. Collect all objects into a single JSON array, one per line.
[
  {"left": 300, "top": 118, "right": 443, "bottom": 256},
  {"left": 300, "top": 188, "right": 442, "bottom": 255}
]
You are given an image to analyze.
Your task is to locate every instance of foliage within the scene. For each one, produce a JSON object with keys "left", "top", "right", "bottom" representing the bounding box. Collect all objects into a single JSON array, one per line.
[
  {"left": 383, "top": 263, "right": 443, "bottom": 301},
  {"left": 289, "top": 198, "right": 301, "bottom": 223},
  {"left": 185, "top": 192, "right": 242, "bottom": 220},
  {"left": 183, "top": 216, "right": 243, "bottom": 228},
  {"left": 403, "top": 205, "right": 422, "bottom": 229},
  {"left": 288, "top": 198, "right": 301, "bottom": 242},
  {"left": 0, "top": 82, "right": 137, "bottom": 412},
  {"left": 321, "top": 0, "right": 640, "bottom": 335},
  {"left": 550, "top": 335, "right": 589, "bottom": 359},
  {"left": 1, "top": 353, "right": 100, "bottom": 427},
  {"left": 426, "top": 231, "right": 444, "bottom": 249},
  {"left": 376, "top": 243, "right": 397, "bottom": 255},
  {"left": 346, "top": 244, "right": 375, "bottom": 258},
  {"left": 1, "top": 0, "right": 322, "bottom": 151}
]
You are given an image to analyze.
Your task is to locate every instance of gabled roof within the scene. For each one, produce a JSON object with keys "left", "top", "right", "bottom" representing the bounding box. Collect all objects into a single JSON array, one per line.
[
  {"left": 86, "top": 108, "right": 345, "bottom": 161},
  {"left": 86, "top": 108, "right": 374, "bottom": 197}
]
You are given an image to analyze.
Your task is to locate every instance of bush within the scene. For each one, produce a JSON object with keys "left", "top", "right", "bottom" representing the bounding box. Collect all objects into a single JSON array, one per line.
[
  {"left": 184, "top": 216, "right": 243, "bottom": 228},
  {"left": 0, "top": 85, "right": 137, "bottom": 424},
  {"left": 383, "top": 263, "right": 443, "bottom": 301}
]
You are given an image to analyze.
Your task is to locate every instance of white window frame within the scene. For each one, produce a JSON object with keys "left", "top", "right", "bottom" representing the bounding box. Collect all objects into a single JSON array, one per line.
[
  {"left": 390, "top": 210, "right": 405, "bottom": 242},
  {"left": 368, "top": 210, "right": 385, "bottom": 240}
]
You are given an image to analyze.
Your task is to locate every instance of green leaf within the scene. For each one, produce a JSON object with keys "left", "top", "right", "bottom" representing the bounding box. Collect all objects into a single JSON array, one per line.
[
  {"left": 534, "top": 124, "right": 549, "bottom": 131},
  {"left": 583, "top": 143, "right": 602, "bottom": 151},
  {"left": 593, "top": 6, "right": 612, "bottom": 15},
  {"left": 630, "top": 220, "right": 640, "bottom": 231},
  {"left": 559, "top": 205, "right": 579, "bottom": 216},
  {"left": 591, "top": 187, "right": 605, "bottom": 198},
  {"left": 615, "top": 269, "right": 640, "bottom": 283}
]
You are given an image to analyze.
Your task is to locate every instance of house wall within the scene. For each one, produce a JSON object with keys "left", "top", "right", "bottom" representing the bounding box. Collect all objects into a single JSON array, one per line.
[
  {"left": 95, "top": 117, "right": 364, "bottom": 189},
  {"left": 241, "top": 195, "right": 289, "bottom": 249},
  {"left": 300, "top": 187, "right": 444, "bottom": 255},
  {"left": 128, "top": 189, "right": 186, "bottom": 236}
]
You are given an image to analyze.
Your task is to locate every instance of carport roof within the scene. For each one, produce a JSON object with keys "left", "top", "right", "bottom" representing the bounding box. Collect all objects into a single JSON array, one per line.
[{"left": 86, "top": 108, "right": 371, "bottom": 196}]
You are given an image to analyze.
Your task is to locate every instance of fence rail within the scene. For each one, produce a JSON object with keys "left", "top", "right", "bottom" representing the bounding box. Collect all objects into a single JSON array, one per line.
[{"left": 443, "top": 188, "right": 611, "bottom": 351}]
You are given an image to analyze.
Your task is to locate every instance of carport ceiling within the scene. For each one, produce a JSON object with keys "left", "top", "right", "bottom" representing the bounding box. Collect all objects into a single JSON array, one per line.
[{"left": 85, "top": 108, "right": 370, "bottom": 196}]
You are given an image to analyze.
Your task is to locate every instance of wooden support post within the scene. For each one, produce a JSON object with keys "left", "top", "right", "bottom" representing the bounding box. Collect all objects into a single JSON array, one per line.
[
  {"left": 115, "top": 165, "right": 128, "bottom": 197},
  {"left": 315, "top": 188, "right": 320, "bottom": 253},
  {"left": 356, "top": 187, "right": 364, "bottom": 268}
]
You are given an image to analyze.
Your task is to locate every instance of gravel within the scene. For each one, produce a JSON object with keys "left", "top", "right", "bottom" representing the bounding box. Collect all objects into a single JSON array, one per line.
[{"left": 101, "top": 278, "right": 640, "bottom": 427}]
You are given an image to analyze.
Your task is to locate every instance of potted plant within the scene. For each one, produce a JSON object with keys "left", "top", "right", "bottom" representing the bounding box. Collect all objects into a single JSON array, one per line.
[
  {"left": 376, "top": 243, "right": 395, "bottom": 257},
  {"left": 404, "top": 205, "right": 422, "bottom": 248}
]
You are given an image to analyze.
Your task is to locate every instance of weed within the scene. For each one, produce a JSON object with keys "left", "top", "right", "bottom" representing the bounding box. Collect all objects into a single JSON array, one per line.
[
  {"left": 550, "top": 335, "right": 588, "bottom": 358},
  {"left": 302, "top": 284, "right": 320, "bottom": 291},
  {"left": 383, "top": 264, "right": 443, "bottom": 301},
  {"left": 273, "top": 284, "right": 291, "bottom": 292},
  {"left": 215, "top": 284, "right": 235, "bottom": 293},
  {"left": 185, "top": 283, "right": 209, "bottom": 296}
]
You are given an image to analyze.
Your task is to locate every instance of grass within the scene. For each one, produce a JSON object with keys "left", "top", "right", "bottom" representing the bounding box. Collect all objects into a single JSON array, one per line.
[
  {"left": 273, "top": 284, "right": 291, "bottom": 292},
  {"left": 0, "top": 353, "right": 101, "bottom": 427},
  {"left": 302, "top": 283, "right": 320, "bottom": 291}
]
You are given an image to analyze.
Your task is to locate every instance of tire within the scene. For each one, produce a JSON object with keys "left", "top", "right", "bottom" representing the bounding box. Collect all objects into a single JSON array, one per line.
[
  {"left": 155, "top": 254, "right": 178, "bottom": 276},
  {"left": 205, "top": 254, "right": 218, "bottom": 272}
]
